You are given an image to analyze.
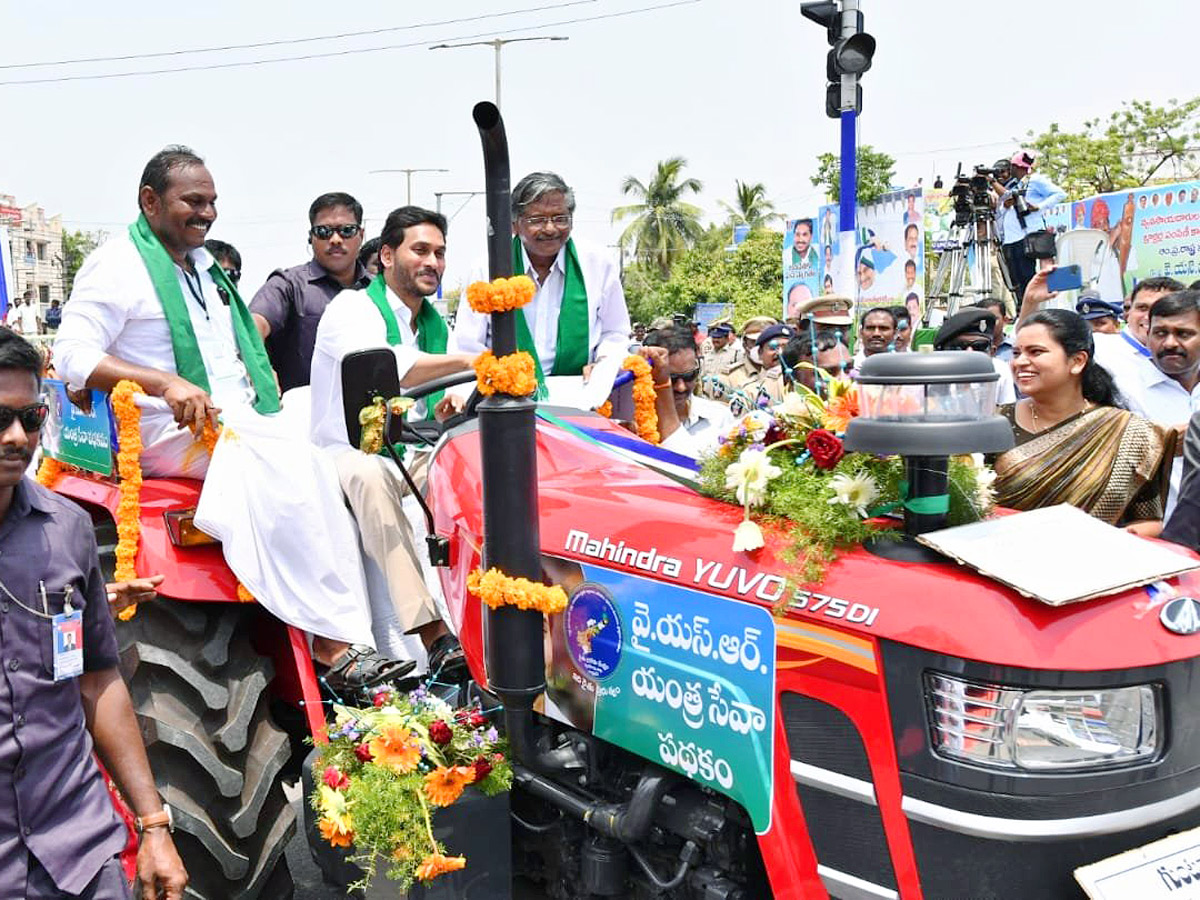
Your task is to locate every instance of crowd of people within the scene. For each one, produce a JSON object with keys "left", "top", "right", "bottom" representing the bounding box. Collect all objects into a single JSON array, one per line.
[{"left": 6, "top": 137, "right": 1200, "bottom": 897}]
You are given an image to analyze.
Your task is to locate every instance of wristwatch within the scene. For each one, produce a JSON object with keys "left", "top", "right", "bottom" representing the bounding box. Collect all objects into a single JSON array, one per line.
[{"left": 135, "top": 804, "right": 174, "bottom": 834}]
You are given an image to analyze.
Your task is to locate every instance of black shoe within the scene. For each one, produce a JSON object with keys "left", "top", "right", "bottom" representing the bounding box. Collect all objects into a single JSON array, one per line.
[{"left": 426, "top": 633, "right": 467, "bottom": 679}]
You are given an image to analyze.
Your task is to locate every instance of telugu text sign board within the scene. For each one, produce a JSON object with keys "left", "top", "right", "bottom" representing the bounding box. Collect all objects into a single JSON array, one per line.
[
  {"left": 39, "top": 378, "right": 114, "bottom": 476},
  {"left": 1076, "top": 825, "right": 1200, "bottom": 900},
  {"left": 542, "top": 559, "right": 777, "bottom": 833}
]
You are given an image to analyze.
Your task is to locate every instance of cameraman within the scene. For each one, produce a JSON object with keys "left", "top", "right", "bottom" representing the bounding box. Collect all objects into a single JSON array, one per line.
[{"left": 993, "top": 149, "right": 1066, "bottom": 308}]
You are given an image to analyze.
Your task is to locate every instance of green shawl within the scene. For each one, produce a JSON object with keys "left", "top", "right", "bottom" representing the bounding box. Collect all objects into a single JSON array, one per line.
[
  {"left": 364, "top": 274, "right": 448, "bottom": 420},
  {"left": 511, "top": 236, "right": 590, "bottom": 386},
  {"left": 128, "top": 214, "right": 279, "bottom": 414}
]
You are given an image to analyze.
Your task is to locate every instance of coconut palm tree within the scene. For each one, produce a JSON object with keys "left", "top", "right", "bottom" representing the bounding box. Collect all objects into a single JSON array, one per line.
[
  {"left": 718, "top": 180, "right": 780, "bottom": 229},
  {"left": 611, "top": 157, "right": 704, "bottom": 275}
]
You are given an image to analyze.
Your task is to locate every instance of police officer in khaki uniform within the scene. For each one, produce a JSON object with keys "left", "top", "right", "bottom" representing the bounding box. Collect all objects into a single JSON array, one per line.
[
  {"left": 702, "top": 316, "right": 777, "bottom": 408},
  {"left": 699, "top": 319, "right": 741, "bottom": 380}
]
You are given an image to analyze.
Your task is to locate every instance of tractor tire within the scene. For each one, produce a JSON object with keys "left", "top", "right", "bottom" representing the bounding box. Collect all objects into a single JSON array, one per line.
[{"left": 117, "top": 598, "right": 296, "bottom": 900}]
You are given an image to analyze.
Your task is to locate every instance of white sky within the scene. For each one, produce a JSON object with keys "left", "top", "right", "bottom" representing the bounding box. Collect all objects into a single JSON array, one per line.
[{"left": 1, "top": 0, "right": 1196, "bottom": 295}]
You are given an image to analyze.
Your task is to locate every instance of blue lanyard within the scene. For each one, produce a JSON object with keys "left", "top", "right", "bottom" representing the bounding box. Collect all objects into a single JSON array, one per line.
[{"left": 1121, "top": 330, "right": 1151, "bottom": 358}]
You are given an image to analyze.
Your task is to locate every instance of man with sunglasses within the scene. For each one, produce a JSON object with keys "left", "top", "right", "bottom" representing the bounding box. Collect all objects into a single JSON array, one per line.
[
  {"left": 453, "top": 171, "right": 630, "bottom": 394},
  {"left": 933, "top": 308, "right": 1016, "bottom": 403},
  {"left": 249, "top": 192, "right": 372, "bottom": 392},
  {"left": 0, "top": 330, "right": 188, "bottom": 898},
  {"left": 644, "top": 324, "right": 732, "bottom": 457}
]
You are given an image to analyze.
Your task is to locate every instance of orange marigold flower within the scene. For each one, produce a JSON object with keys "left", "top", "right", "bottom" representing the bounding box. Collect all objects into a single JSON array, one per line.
[
  {"left": 423, "top": 765, "right": 476, "bottom": 807},
  {"left": 236, "top": 582, "right": 255, "bottom": 603},
  {"left": 466, "top": 567, "right": 567, "bottom": 615},
  {"left": 472, "top": 351, "right": 538, "bottom": 398},
  {"left": 466, "top": 276, "right": 536, "bottom": 313},
  {"left": 368, "top": 724, "right": 422, "bottom": 774},
  {"left": 35, "top": 457, "right": 64, "bottom": 487},
  {"left": 416, "top": 851, "right": 467, "bottom": 881},
  {"left": 318, "top": 816, "right": 354, "bottom": 848},
  {"left": 111, "top": 380, "right": 147, "bottom": 618},
  {"left": 595, "top": 356, "right": 659, "bottom": 444}
]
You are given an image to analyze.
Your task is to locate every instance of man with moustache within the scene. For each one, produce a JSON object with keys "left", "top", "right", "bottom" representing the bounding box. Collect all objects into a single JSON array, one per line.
[
  {"left": 790, "top": 218, "right": 818, "bottom": 269},
  {"left": 853, "top": 307, "right": 897, "bottom": 367},
  {"left": 53, "top": 146, "right": 406, "bottom": 693},
  {"left": 250, "top": 193, "right": 372, "bottom": 392},
  {"left": 453, "top": 171, "right": 630, "bottom": 396},
  {"left": 310, "top": 207, "right": 476, "bottom": 673},
  {"left": 1091, "top": 276, "right": 1186, "bottom": 408},
  {"left": 0, "top": 330, "right": 187, "bottom": 899}
]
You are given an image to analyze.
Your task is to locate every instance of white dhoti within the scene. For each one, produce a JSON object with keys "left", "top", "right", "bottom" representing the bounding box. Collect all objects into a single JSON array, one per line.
[{"left": 193, "top": 403, "right": 374, "bottom": 647}]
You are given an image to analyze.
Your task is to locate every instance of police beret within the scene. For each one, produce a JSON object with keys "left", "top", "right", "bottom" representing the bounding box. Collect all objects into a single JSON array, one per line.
[
  {"left": 934, "top": 308, "right": 996, "bottom": 349},
  {"left": 1075, "top": 292, "right": 1121, "bottom": 320},
  {"left": 756, "top": 323, "right": 797, "bottom": 347}
]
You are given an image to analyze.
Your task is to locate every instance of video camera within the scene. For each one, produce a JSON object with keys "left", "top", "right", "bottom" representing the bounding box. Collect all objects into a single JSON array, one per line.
[{"left": 949, "top": 163, "right": 1003, "bottom": 227}]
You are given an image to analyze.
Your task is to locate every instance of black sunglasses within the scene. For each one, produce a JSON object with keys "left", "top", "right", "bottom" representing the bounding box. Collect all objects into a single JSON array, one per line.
[
  {"left": 0, "top": 403, "right": 48, "bottom": 432},
  {"left": 222, "top": 266, "right": 241, "bottom": 284},
  {"left": 310, "top": 224, "right": 362, "bottom": 240},
  {"left": 953, "top": 339, "right": 993, "bottom": 353},
  {"left": 671, "top": 367, "right": 701, "bottom": 384}
]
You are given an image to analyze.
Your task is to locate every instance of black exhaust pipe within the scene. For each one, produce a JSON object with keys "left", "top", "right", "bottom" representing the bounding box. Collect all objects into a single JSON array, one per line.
[{"left": 472, "top": 100, "right": 547, "bottom": 741}]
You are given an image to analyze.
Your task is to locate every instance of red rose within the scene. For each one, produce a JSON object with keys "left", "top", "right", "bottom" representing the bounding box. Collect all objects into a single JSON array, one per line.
[
  {"left": 806, "top": 429, "right": 844, "bottom": 470},
  {"left": 429, "top": 719, "right": 453, "bottom": 745},
  {"left": 468, "top": 712, "right": 488, "bottom": 729},
  {"left": 354, "top": 742, "right": 374, "bottom": 762},
  {"left": 472, "top": 755, "right": 493, "bottom": 781},
  {"left": 322, "top": 766, "right": 349, "bottom": 790}
]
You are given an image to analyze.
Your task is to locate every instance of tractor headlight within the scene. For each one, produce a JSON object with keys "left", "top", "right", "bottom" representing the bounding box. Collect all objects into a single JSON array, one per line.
[{"left": 925, "top": 673, "right": 1160, "bottom": 771}]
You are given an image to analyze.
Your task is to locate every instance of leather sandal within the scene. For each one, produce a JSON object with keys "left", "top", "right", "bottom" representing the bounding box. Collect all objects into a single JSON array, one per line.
[
  {"left": 321, "top": 645, "right": 417, "bottom": 699},
  {"left": 426, "top": 633, "right": 467, "bottom": 678}
]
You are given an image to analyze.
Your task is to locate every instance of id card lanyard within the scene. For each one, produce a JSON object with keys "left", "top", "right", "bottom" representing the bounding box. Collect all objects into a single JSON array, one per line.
[{"left": 0, "top": 576, "right": 84, "bottom": 681}]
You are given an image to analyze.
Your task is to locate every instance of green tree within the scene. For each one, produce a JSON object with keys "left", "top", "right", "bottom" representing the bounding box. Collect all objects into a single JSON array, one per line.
[
  {"left": 718, "top": 180, "right": 781, "bottom": 229},
  {"left": 1024, "top": 97, "right": 1200, "bottom": 200},
  {"left": 810, "top": 144, "right": 896, "bottom": 205},
  {"left": 623, "top": 229, "right": 784, "bottom": 327},
  {"left": 61, "top": 229, "right": 105, "bottom": 296},
  {"left": 612, "top": 157, "right": 704, "bottom": 276}
]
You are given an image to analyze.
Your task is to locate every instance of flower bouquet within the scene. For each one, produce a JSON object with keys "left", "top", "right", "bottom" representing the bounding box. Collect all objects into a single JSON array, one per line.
[
  {"left": 311, "top": 684, "right": 512, "bottom": 893},
  {"left": 699, "top": 379, "right": 996, "bottom": 584}
]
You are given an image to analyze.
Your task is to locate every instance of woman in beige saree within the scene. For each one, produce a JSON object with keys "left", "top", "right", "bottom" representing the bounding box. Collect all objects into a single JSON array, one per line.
[{"left": 993, "top": 309, "right": 1172, "bottom": 530}]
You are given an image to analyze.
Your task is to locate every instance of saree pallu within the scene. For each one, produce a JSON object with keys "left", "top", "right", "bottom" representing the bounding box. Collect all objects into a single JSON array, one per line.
[{"left": 994, "top": 406, "right": 1169, "bottom": 525}]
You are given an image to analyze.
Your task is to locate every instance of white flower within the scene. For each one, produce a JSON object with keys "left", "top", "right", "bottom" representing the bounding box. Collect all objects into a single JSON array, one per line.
[
  {"left": 732, "top": 519, "right": 765, "bottom": 552},
  {"left": 827, "top": 471, "right": 881, "bottom": 518},
  {"left": 725, "top": 448, "right": 783, "bottom": 506},
  {"left": 974, "top": 465, "right": 997, "bottom": 511}
]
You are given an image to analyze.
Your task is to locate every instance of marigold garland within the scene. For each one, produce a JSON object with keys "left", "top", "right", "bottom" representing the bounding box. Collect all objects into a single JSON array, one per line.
[
  {"left": 472, "top": 351, "right": 538, "bottom": 398},
  {"left": 596, "top": 355, "right": 660, "bottom": 445},
  {"left": 466, "top": 567, "right": 567, "bottom": 615},
  {"left": 110, "top": 381, "right": 146, "bottom": 620},
  {"left": 465, "top": 275, "right": 536, "bottom": 314},
  {"left": 35, "top": 456, "right": 65, "bottom": 487}
]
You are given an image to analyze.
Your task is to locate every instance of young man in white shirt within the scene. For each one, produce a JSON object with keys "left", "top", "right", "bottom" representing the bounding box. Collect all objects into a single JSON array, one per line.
[
  {"left": 453, "top": 171, "right": 631, "bottom": 384},
  {"left": 311, "top": 206, "right": 476, "bottom": 674}
]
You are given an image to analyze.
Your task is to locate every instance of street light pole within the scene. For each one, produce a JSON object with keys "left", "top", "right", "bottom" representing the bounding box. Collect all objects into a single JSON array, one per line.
[
  {"left": 368, "top": 167, "right": 449, "bottom": 205},
  {"left": 433, "top": 190, "right": 485, "bottom": 219},
  {"left": 429, "top": 36, "right": 569, "bottom": 108}
]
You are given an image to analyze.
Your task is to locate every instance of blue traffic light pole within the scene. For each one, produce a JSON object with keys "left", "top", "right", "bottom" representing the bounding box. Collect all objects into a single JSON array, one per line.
[{"left": 840, "top": 106, "right": 857, "bottom": 315}]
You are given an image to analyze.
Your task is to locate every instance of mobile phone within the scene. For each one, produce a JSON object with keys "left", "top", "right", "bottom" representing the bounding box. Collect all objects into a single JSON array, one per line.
[{"left": 1046, "top": 265, "right": 1083, "bottom": 293}]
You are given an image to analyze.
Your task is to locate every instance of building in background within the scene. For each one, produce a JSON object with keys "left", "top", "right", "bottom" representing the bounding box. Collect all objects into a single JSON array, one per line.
[{"left": 0, "top": 194, "right": 64, "bottom": 321}]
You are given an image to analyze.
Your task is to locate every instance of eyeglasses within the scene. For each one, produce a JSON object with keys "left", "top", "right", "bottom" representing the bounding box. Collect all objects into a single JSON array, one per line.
[
  {"left": 222, "top": 266, "right": 241, "bottom": 284},
  {"left": 310, "top": 223, "right": 362, "bottom": 240},
  {"left": 953, "top": 339, "right": 993, "bottom": 353},
  {"left": 671, "top": 367, "right": 701, "bottom": 384},
  {"left": 0, "top": 403, "right": 48, "bottom": 432},
  {"left": 521, "top": 214, "right": 572, "bottom": 229}
]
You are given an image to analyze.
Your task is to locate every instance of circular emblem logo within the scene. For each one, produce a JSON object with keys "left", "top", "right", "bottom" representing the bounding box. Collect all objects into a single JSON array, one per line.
[
  {"left": 1160, "top": 596, "right": 1200, "bottom": 635},
  {"left": 564, "top": 583, "right": 623, "bottom": 681}
]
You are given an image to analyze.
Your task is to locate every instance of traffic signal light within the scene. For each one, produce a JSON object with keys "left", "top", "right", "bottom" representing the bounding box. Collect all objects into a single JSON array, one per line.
[{"left": 800, "top": 1, "right": 876, "bottom": 119}]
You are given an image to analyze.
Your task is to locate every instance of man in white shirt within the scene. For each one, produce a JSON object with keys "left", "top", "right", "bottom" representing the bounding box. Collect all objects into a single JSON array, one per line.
[
  {"left": 16, "top": 293, "right": 40, "bottom": 336},
  {"left": 53, "top": 145, "right": 399, "bottom": 692},
  {"left": 646, "top": 324, "right": 733, "bottom": 457},
  {"left": 1091, "top": 276, "right": 1186, "bottom": 416},
  {"left": 311, "top": 206, "right": 476, "bottom": 673},
  {"left": 453, "top": 171, "right": 630, "bottom": 388}
]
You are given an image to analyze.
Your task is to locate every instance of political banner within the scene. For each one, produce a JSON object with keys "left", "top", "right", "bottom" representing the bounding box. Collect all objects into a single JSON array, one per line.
[
  {"left": 1068, "top": 182, "right": 1200, "bottom": 293},
  {"left": 783, "top": 216, "right": 824, "bottom": 320},
  {"left": 824, "top": 188, "right": 925, "bottom": 325},
  {"left": 39, "top": 378, "right": 115, "bottom": 476},
  {"left": 540, "top": 558, "right": 776, "bottom": 833}
]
